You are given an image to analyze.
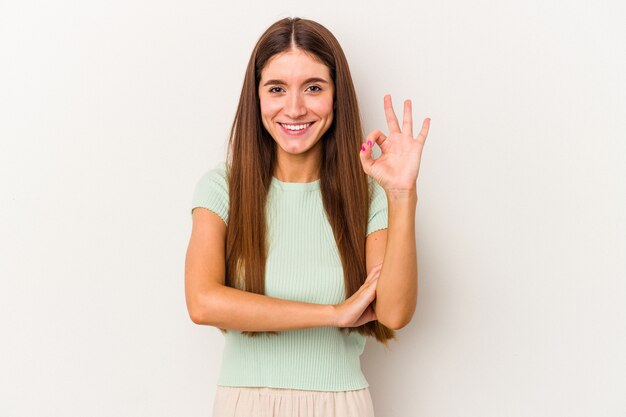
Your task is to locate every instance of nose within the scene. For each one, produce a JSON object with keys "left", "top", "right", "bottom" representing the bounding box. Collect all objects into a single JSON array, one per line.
[{"left": 284, "top": 92, "right": 307, "bottom": 119}]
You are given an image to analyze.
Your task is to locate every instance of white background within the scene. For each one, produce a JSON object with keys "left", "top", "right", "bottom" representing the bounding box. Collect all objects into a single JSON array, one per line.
[{"left": 1, "top": 1, "right": 624, "bottom": 416}]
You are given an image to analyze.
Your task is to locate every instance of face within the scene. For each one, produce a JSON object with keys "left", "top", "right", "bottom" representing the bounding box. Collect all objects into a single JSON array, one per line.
[{"left": 258, "top": 48, "right": 334, "bottom": 157}]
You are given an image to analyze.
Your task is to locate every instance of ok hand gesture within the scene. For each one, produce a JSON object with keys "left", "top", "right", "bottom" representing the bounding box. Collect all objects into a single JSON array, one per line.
[{"left": 359, "top": 94, "right": 431, "bottom": 195}]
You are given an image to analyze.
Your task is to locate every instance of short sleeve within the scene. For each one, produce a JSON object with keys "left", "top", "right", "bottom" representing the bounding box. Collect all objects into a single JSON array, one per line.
[
  {"left": 367, "top": 177, "right": 388, "bottom": 236},
  {"left": 191, "top": 162, "right": 229, "bottom": 225}
]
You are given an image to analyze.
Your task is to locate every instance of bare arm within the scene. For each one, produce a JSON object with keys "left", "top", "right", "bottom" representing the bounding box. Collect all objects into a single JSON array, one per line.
[
  {"left": 365, "top": 189, "right": 418, "bottom": 330},
  {"left": 185, "top": 207, "right": 337, "bottom": 332},
  {"left": 191, "top": 284, "right": 337, "bottom": 331},
  {"left": 360, "top": 95, "right": 430, "bottom": 330}
]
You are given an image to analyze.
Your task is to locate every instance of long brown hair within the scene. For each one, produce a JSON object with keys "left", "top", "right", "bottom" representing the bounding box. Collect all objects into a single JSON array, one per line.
[{"left": 222, "top": 17, "right": 396, "bottom": 345}]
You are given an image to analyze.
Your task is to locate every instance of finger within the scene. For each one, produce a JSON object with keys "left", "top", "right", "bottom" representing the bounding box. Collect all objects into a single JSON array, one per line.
[
  {"left": 363, "top": 279, "right": 379, "bottom": 293},
  {"left": 363, "top": 282, "right": 377, "bottom": 298},
  {"left": 384, "top": 94, "right": 401, "bottom": 134},
  {"left": 402, "top": 99, "right": 413, "bottom": 137},
  {"left": 366, "top": 268, "right": 379, "bottom": 281},
  {"left": 359, "top": 129, "right": 387, "bottom": 174},
  {"left": 365, "top": 263, "right": 383, "bottom": 279},
  {"left": 359, "top": 139, "right": 374, "bottom": 174},
  {"left": 416, "top": 117, "right": 431, "bottom": 144},
  {"left": 364, "top": 272, "right": 380, "bottom": 284},
  {"left": 366, "top": 129, "right": 387, "bottom": 148},
  {"left": 355, "top": 282, "right": 375, "bottom": 299}
]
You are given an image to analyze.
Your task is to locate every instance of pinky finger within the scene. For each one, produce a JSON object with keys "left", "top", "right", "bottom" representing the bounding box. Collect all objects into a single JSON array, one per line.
[{"left": 416, "top": 118, "right": 431, "bottom": 144}]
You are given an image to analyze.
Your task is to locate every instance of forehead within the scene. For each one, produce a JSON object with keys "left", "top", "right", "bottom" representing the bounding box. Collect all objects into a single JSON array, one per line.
[{"left": 260, "top": 49, "right": 331, "bottom": 82}]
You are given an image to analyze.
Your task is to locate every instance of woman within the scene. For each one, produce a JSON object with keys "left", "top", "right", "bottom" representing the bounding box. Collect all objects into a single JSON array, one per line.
[{"left": 185, "top": 17, "right": 430, "bottom": 417}]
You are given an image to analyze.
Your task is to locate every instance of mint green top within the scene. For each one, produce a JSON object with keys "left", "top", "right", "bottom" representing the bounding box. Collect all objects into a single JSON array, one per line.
[{"left": 191, "top": 162, "right": 388, "bottom": 391}]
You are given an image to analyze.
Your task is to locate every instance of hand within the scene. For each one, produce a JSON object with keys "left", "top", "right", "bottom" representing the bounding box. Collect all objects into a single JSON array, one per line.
[
  {"left": 359, "top": 94, "right": 431, "bottom": 193},
  {"left": 333, "top": 263, "right": 383, "bottom": 328}
]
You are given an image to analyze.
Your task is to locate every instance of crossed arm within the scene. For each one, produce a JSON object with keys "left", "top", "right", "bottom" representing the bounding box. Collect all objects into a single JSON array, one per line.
[
  {"left": 185, "top": 208, "right": 338, "bottom": 332},
  {"left": 185, "top": 199, "right": 418, "bottom": 332}
]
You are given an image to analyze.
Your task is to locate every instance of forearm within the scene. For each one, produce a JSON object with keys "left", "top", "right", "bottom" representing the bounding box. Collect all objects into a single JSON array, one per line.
[
  {"left": 376, "top": 189, "right": 418, "bottom": 329},
  {"left": 190, "top": 284, "right": 338, "bottom": 331}
]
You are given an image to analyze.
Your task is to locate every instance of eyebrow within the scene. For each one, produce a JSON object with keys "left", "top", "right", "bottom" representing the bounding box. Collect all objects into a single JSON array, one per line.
[{"left": 262, "top": 77, "right": 329, "bottom": 87}]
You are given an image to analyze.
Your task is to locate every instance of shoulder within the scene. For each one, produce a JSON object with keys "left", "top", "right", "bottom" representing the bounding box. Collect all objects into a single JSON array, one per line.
[
  {"left": 191, "top": 162, "right": 230, "bottom": 225},
  {"left": 366, "top": 176, "right": 388, "bottom": 236},
  {"left": 367, "top": 176, "right": 387, "bottom": 208},
  {"left": 197, "top": 161, "right": 229, "bottom": 188}
]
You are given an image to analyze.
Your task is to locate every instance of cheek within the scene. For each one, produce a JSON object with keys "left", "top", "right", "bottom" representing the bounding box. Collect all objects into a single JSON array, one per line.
[
  {"left": 310, "top": 97, "right": 335, "bottom": 119},
  {"left": 259, "top": 98, "right": 281, "bottom": 122}
]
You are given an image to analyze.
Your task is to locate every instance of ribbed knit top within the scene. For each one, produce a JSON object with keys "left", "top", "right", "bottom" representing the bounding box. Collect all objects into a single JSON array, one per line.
[{"left": 190, "top": 162, "right": 388, "bottom": 391}]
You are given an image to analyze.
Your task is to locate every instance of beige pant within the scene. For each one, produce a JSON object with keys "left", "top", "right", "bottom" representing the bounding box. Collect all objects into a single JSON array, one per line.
[{"left": 212, "top": 385, "right": 376, "bottom": 417}]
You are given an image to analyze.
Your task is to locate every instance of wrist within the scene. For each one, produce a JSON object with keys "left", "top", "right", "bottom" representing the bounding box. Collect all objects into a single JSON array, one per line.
[
  {"left": 385, "top": 184, "right": 417, "bottom": 199},
  {"left": 385, "top": 187, "right": 418, "bottom": 201},
  {"left": 326, "top": 304, "right": 341, "bottom": 327}
]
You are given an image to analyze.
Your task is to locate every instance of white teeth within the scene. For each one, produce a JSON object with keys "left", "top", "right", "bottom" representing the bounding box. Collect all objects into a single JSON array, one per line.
[{"left": 281, "top": 123, "right": 311, "bottom": 131}]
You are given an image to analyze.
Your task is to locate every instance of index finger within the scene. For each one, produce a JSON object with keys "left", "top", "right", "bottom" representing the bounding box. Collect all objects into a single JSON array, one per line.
[{"left": 384, "top": 94, "right": 401, "bottom": 133}]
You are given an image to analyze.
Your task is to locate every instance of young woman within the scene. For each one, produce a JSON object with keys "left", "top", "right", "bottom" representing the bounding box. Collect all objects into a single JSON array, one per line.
[{"left": 185, "top": 17, "right": 430, "bottom": 417}]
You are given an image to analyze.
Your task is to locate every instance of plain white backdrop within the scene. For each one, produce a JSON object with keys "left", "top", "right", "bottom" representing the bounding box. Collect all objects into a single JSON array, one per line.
[{"left": 1, "top": 1, "right": 624, "bottom": 416}]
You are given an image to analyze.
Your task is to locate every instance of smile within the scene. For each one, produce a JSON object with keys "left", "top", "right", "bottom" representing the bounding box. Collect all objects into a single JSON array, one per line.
[
  {"left": 279, "top": 122, "right": 314, "bottom": 136},
  {"left": 279, "top": 122, "right": 313, "bottom": 131}
]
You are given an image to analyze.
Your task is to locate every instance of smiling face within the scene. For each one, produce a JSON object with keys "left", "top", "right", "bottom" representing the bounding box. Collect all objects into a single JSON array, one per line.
[{"left": 258, "top": 48, "right": 335, "bottom": 161}]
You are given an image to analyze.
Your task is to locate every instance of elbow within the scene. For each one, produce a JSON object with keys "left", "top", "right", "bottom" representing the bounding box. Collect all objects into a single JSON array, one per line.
[
  {"left": 377, "top": 293, "right": 418, "bottom": 330},
  {"left": 188, "top": 307, "right": 205, "bottom": 325},
  {"left": 187, "top": 302, "right": 206, "bottom": 324},
  {"left": 379, "top": 315, "right": 411, "bottom": 331},
  {"left": 187, "top": 293, "right": 214, "bottom": 325},
  {"left": 377, "top": 304, "right": 416, "bottom": 330}
]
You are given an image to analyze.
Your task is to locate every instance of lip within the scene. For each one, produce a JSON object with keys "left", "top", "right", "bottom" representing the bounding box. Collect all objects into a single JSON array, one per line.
[{"left": 278, "top": 121, "right": 315, "bottom": 136}]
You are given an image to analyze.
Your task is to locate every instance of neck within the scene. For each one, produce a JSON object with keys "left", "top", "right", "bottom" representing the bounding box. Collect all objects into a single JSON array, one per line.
[{"left": 273, "top": 146, "right": 322, "bottom": 182}]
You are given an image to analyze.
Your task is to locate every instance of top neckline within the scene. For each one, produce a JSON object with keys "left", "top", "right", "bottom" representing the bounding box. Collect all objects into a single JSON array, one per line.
[{"left": 271, "top": 176, "right": 321, "bottom": 191}]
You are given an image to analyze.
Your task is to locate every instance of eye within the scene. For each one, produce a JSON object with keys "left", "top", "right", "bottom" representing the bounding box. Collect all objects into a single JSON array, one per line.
[
  {"left": 268, "top": 86, "right": 284, "bottom": 94},
  {"left": 306, "top": 85, "right": 322, "bottom": 92}
]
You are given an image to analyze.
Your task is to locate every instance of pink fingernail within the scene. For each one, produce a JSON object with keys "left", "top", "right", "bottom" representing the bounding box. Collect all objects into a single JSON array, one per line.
[
  {"left": 367, "top": 140, "right": 372, "bottom": 147},
  {"left": 361, "top": 145, "right": 366, "bottom": 152}
]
